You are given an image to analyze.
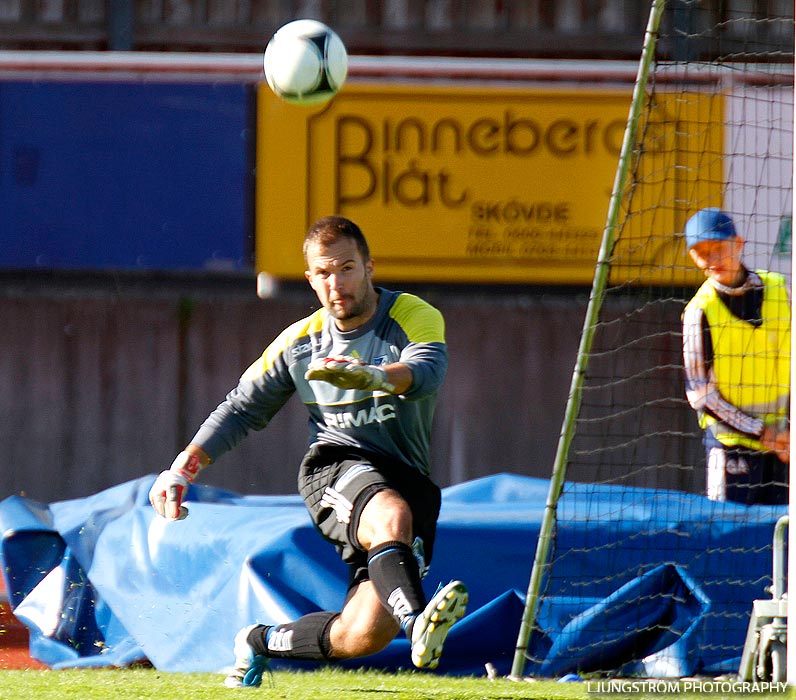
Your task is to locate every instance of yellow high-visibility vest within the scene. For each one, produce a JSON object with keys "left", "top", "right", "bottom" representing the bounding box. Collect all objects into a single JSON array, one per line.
[{"left": 692, "top": 271, "right": 790, "bottom": 450}]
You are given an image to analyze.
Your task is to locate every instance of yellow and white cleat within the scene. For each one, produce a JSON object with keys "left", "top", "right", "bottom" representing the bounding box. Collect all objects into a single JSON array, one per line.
[{"left": 411, "top": 580, "right": 468, "bottom": 670}]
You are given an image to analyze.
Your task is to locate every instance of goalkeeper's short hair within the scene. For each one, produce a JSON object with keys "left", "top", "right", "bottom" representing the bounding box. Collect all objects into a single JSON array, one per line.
[{"left": 303, "top": 216, "right": 370, "bottom": 263}]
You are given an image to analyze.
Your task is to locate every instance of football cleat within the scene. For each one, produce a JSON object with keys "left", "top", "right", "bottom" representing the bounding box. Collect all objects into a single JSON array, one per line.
[
  {"left": 411, "top": 580, "right": 468, "bottom": 670},
  {"left": 224, "top": 624, "right": 271, "bottom": 689}
]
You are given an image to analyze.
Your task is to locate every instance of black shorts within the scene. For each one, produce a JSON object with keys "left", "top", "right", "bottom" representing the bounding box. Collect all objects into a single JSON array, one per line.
[
  {"left": 298, "top": 444, "right": 441, "bottom": 586},
  {"left": 705, "top": 434, "right": 789, "bottom": 505}
]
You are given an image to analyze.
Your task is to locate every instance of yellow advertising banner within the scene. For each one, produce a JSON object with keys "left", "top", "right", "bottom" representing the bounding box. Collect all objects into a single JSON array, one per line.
[{"left": 256, "top": 82, "right": 722, "bottom": 285}]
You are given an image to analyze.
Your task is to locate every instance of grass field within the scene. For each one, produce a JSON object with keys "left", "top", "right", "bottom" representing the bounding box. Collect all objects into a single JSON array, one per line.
[
  {"left": 0, "top": 667, "right": 580, "bottom": 700},
  {"left": 0, "top": 668, "right": 792, "bottom": 700}
]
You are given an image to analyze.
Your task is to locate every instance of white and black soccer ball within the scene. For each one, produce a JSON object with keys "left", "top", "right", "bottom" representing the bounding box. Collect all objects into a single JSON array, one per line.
[{"left": 263, "top": 19, "right": 348, "bottom": 106}]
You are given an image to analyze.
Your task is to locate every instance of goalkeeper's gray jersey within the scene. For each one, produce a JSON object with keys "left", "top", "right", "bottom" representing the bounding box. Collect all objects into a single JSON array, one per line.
[{"left": 191, "top": 288, "right": 447, "bottom": 476}]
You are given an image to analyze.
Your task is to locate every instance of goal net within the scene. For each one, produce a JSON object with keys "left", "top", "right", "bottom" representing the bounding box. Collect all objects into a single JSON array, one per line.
[{"left": 512, "top": 0, "right": 794, "bottom": 681}]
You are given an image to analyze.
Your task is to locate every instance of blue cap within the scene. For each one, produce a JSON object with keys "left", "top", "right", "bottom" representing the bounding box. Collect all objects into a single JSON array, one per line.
[{"left": 685, "top": 208, "right": 738, "bottom": 249}]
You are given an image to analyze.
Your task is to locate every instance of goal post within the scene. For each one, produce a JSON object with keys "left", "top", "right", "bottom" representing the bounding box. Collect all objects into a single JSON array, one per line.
[
  {"left": 512, "top": 0, "right": 794, "bottom": 681},
  {"left": 509, "top": 0, "right": 669, "bottom": 679}
]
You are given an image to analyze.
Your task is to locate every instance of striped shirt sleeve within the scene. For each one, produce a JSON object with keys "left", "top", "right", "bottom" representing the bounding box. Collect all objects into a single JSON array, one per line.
[{"left": 682, "top": 302, "right": 764, "bottom": 437}]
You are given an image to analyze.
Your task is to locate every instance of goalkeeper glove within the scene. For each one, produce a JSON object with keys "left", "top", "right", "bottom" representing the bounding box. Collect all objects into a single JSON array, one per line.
[
  {"left": 305, "top": 355, "right": 395, "bottom": 392},
  {"left": 149, "top": 451, "right": 204, "bottom": 520}
]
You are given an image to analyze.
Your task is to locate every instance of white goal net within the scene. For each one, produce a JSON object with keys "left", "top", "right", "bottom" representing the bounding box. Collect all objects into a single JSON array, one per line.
[{"left": 513, "top": 0, "right": 794, "bottom": 683}]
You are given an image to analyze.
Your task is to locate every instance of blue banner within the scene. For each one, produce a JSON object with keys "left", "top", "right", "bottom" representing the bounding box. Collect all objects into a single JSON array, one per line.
[{"left": 0, "top": 82, "right": 253, "bottom": 271}]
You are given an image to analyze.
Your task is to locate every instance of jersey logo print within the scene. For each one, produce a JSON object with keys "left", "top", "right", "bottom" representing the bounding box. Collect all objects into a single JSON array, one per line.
[
  {"left": 323, "top": 404, "right": 396, "bottom": 429},
  {"left": 320, "top": 487, "right": 354, "bottom": 524}
]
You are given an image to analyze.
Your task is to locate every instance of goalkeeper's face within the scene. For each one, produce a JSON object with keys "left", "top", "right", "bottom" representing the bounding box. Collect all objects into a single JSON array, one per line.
[{"left": 305, "top": 237, "right": 377, "bottom": 331}]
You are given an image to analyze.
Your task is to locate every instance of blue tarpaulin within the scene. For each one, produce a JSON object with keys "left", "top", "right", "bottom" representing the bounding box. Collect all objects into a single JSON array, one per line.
[{"left": 0, "top": 474, "right": 784, "bottom": 677}]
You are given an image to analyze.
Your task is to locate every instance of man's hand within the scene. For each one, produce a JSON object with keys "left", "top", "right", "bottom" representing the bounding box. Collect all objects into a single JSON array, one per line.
[
  {"left": 760, "top": 425, "right": 790, "bottom": 464},
  {"left": 773, "top": 429, "right": 790, "bottom": 464},
  {"left": 149, "top": 451, "right": 205, "bottom": 520},
  {"left": 305, "top": 355, "right": 395, "bottom": 392}
]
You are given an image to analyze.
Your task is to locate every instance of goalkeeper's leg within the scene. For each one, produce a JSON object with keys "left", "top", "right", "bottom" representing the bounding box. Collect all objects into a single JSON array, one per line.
[
  {"left": 358, "top": 489, "right": 468, "bottom": 669},
  {"left": 225, "top": 612, "right": 340, "bottom": 688},
  {"left": 225, "top": 587, "right": 400, "bottom": 689},
  {"left": 261, "top": 447, "right": 468, "bottom": 668},
  {"left": 362, "top": 536, "right": 469, "bottom": 669}
]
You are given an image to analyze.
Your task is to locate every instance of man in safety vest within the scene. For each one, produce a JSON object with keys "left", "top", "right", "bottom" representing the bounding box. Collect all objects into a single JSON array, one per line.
[{"left": 682, "top": 208, "right": 790, "bottom": 505}]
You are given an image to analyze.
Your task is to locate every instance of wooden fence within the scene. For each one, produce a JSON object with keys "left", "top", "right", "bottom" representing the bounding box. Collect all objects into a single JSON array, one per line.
[
  {"left": 0, "top": 0, "right": 791, "bottom": 58},
  {"left": 0, "top": 273, "right": 703, "bottom": 504}
]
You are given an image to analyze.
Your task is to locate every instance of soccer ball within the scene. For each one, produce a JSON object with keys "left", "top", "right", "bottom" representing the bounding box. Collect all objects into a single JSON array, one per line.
[{"left": 263, "top": 19, "right": 348, "bottom": 106}]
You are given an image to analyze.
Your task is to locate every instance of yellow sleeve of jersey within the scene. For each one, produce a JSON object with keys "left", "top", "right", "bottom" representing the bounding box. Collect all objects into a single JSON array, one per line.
[
  {"left": 241, "top": 309, "right": 325, "bottom": 382},
  {"left": 389, "top": 293, "right": 445, "bottom": 343}
]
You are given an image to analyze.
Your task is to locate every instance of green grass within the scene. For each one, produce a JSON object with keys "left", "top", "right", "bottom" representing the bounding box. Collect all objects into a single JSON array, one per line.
[
  {"left": 0, "top": 667, "right": 792, "bottom": 700},
  {"left": 0, "top": 667, "right": 583, "bottom": 700}
]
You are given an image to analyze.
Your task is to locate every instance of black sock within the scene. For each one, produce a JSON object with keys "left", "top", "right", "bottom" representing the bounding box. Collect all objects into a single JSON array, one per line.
[
  {"left": 367, "top": 541, "right": 426, "bottom": 631},
  {"left": 246, "top": 625, "right": 271, "bottom": 657},
  {"left": 247, "top": 612, "right": 338, "bottom": 661}
]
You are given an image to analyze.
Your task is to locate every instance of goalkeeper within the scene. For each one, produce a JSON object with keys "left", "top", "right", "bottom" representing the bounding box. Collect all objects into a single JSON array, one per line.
[
  {"left": 149, "top": 215, "right": 467, "bottom": 687},
  {"left": 682, "top": 208, "right": 790, "bottom": 505}
]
